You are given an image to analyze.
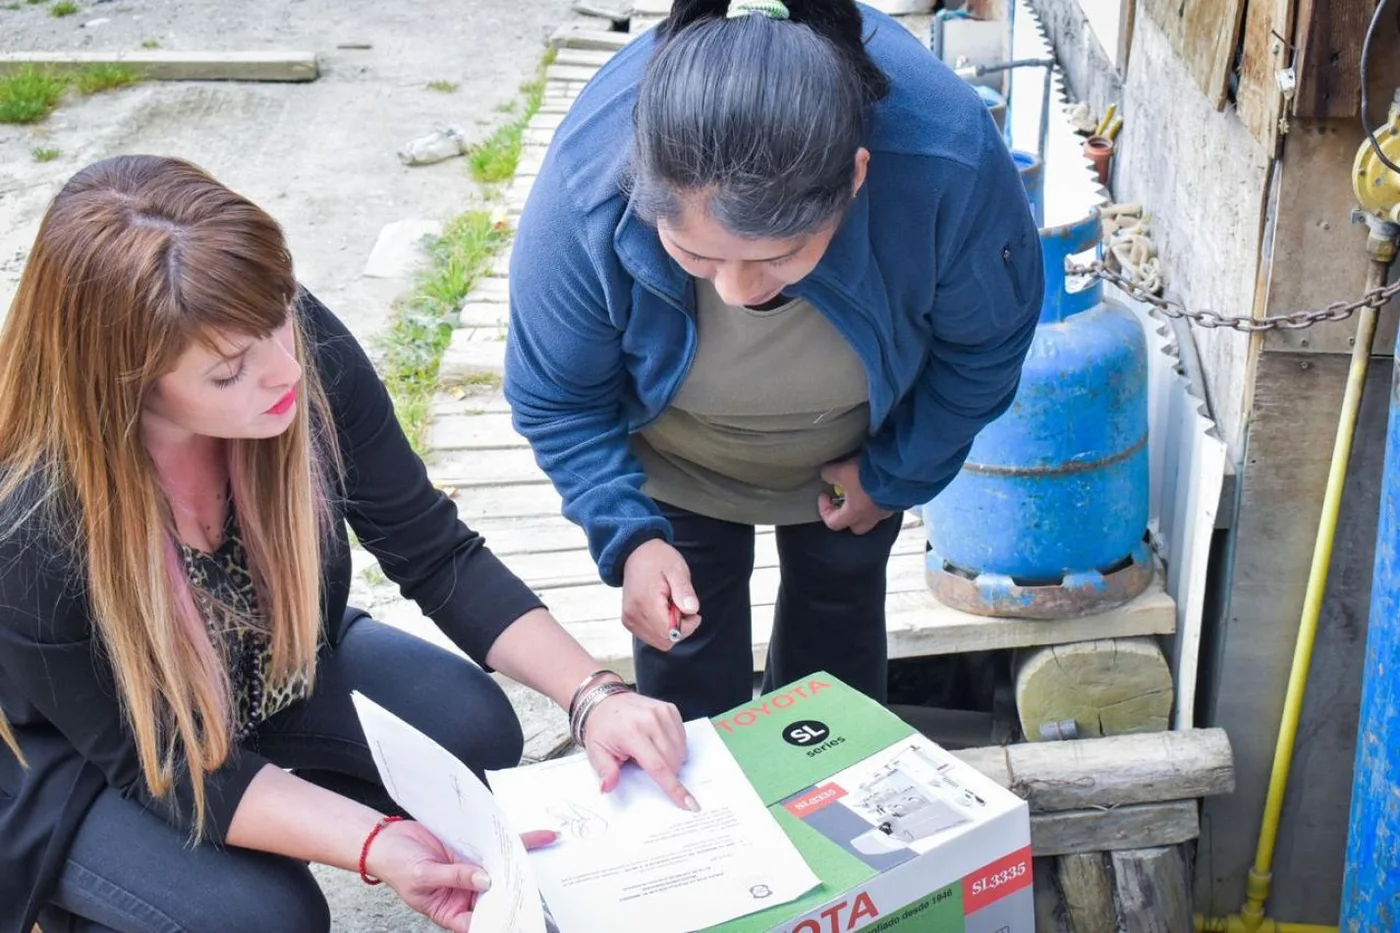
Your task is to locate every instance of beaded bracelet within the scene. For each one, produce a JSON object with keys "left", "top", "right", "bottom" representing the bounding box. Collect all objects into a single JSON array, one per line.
[
  {"left": 359, "top": 814, "right": 406, "bottom": 885},
  {"left": 570, "top": 681, "right": 635, "bottom": 747}
]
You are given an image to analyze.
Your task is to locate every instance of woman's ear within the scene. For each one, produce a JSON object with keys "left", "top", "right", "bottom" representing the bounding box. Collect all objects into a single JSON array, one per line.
[{"left": 852, "top": 147, "right": 870, "bottom": 199}]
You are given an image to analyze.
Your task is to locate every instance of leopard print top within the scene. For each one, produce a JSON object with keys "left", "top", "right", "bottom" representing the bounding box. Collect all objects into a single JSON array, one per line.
[{"left": 179, "top": 508, "right": 312, "bottom": 743}]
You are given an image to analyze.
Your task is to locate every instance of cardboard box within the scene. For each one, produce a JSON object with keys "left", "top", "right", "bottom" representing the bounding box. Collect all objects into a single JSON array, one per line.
[{"left": 704, "top": 674, "right": 1033, "bottom": 933}]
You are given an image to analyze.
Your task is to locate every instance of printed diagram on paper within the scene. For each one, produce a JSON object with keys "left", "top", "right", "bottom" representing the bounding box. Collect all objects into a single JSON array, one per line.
[{"left": 486, "top": 719, "right": 820, "bottom": 933}]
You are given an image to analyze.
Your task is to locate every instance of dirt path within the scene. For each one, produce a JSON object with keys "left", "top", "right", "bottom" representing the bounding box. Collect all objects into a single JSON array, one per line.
[{"left": 0, "top": 0, "right": 579, "bottom": 347}]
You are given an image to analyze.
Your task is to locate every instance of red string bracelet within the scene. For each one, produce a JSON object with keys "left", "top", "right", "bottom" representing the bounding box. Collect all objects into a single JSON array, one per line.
[{"left": 359, "top": 815, "right": 406, "bottom": 885}]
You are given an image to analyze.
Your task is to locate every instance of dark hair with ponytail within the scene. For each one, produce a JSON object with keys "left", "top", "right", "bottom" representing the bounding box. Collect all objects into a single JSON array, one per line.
[{"left": 628, "top": 0, "right": 890, "bottom": 240}]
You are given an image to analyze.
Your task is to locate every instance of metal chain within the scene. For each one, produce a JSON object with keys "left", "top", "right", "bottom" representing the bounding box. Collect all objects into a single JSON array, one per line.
[{"left": 1065, "top": 261, "right": 1400, "bottom": 333}]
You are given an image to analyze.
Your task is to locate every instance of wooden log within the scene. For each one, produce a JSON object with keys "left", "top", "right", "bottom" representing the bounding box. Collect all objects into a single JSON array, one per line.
[
  {"left": 1057, "top": 853, "right": 1117, "bottom": 933},
  {"left": 1032, "top": 801, "right": 1198, "bottom": 856},
  {"left": 0, "top": 50, "right": 318, "bottom": 82},
  {"left": 954, "top": 728, "right": 1235, "bottom": 812},
  {"left": 1014, "top": 637, "right": 1174, "bottom": 741},
  {"left": 1111, "top": 846, "right": 1194, "bottom": 932}
]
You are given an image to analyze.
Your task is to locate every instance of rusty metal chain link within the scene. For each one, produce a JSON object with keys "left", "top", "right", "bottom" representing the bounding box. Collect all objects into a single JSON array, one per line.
[{"left": 1065, "top": 261, "right": 1400, "bottom": 333}]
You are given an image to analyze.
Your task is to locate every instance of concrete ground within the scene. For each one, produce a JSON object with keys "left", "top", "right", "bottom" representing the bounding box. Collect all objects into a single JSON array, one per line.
[
  {"left": 3, "top": 2, "right": 582, "bottom": 929},
  {"left": 0, "top": 0, "right": 577, "bottom": 346}
]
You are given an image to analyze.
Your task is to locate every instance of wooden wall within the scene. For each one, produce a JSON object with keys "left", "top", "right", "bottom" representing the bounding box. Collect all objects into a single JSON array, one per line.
[{"left": 1031, "top": 0, "right": 1400, "bottom": 923}]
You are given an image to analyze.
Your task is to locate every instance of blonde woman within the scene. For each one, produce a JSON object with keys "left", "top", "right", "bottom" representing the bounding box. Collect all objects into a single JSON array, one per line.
[{"left": 0, "top": 155, "right": 691, "bottom": 933}]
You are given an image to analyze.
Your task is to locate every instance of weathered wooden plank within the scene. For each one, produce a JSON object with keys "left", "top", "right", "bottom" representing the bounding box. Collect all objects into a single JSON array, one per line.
[
  {"left": 564, "top": 572, "right": 1176, "bottom": 678},
  {"left": 1263, "top": 119, "right": 1400, "bottom": 354},
  {"left": 955, "top": 728, "right": 1234, "bottom": 812},
  {"left": 0, "top": 50, "right": 318, "bottom": 82},
  {"left": 539, "top": 553, "right": 929, "bottom": 620},
  {"left": 438, "top": 333, "right": 505, "bottom": 383},
  {"left": 1292, "top": 0, "right": 1370, "bottom": 118},
  {"left": 1032, "top": 801, "right": 1199, "bottom": 856},
  {"left": 432, "top": 390, "right": 510, "bottom": 416},
  {"left": 1199, "top": 348, "right": 1390, "bottom": 919},
  {"left": 1111, "top": 846, "right": 1194, "bottom": 932},
  {"left": 1234, "top": 0, "right": 1294, "bottom": 151},
  {"left": 496, "top": 523, "right": 929, "bottom": 592},
  {"left": 550, "top": 48, "right": 618, "bottom": 68},
  {"left": 549, "top": 25, "right": 635, "bottom": 52},
  {"left": 1014, "top": 637, "right": 1173, "bottom": 740},
  {"left": 428, "top": 447, "right": 546, "bottom": 487},
  {"left": 1137, "top": 0, "right": 1246, "bottom": 109},
  {"left": 1058, "top": 852, "right": 1117, "bottom": 933},
  {"left": 428, "top": 411, "right": 523, "bottom": 449},
  {"left": 544, "top": 63, "right": 602, "bottom": 84},
  {"left": 464, "top": 275, "right": 511, "bottom": 304}
]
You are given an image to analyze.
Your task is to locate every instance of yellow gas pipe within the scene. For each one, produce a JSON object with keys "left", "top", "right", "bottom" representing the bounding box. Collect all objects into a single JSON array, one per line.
[{"left": 1193, "top": 118, "right": 1400, "bottom": 933}]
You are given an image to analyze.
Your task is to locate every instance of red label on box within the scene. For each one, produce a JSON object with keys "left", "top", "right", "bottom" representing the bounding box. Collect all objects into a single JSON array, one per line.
[
  {"left": 962, "top": 846, "right": 1033, "bottom": 914},
  {"left": 784, "top": 783, "right": 847, "bottom": 818}
]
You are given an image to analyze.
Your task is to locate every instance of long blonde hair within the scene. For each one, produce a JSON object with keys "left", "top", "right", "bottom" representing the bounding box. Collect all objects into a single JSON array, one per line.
[{"left": 0, "top": 155, "right": 339, "bottom": 833}]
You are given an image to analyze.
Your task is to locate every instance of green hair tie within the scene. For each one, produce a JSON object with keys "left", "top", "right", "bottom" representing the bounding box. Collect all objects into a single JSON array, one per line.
[{"left": 726, "top": 0, "right": 791, "bottom": 19}]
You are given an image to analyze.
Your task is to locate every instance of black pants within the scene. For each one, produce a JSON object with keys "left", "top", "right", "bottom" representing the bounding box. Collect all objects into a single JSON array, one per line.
[
  {"left": 40, "top": 611, "right": 523, "bottom": 933},
  {"left": 635, "top": 502, "right": 904, "bottom": 721}
]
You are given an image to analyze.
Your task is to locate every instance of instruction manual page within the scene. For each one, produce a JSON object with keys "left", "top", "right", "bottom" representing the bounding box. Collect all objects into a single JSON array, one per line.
[
  {"left": 487, "top": 718, "right": 820, "bottom": 933},
  {"left": 351, "top": 692, "right": 549, "bottom": 933}
]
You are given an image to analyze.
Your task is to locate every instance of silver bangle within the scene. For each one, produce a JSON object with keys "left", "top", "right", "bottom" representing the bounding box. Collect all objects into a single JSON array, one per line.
[{"left": 570, "top": 681, "right": 634, "bottom": 747}]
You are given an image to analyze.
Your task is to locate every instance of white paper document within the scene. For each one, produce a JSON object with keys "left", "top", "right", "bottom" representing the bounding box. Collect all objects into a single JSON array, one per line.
[
  {"left": 350, "top": 692, "right": 548, "bottom": 933},
  {"left": 486, "top": 718, "right": 820, "bottom": 933}
]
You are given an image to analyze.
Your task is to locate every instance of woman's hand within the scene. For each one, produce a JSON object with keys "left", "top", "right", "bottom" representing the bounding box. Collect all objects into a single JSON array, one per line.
[
  {"left": 819, "top": 459, "right": 894, "bottom": 535},
  {"left": 368, "top": 820, "right": 559, "bottom": 933},
  {"left": 621, "top": 538, "right": 701, "bottom": 650},
  {"left": 583, "top": 686, "right": 699, "bottom": 812}
]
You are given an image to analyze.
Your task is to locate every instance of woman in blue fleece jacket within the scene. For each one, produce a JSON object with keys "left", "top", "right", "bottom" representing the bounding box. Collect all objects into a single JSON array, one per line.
[{"left": 505, "top": 0, "right": 1044, "bottom": 720}]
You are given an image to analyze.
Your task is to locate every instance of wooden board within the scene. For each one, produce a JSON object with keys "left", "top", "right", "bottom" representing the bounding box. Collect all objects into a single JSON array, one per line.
[
  {"left": 955, "top": 727, "right": 1234, "bottom": 812},
  {"left": 1198, "top": 351, "right": 1390, "bottom": 921},
  {"left": 1117, "top": 8, "right": 1271, "bottom": 456},
  {"left": 1234, "top": 0, "right": 1294, "bottom": 151},
  {"left": 549, "top": 25, "right": 635, "bottom": 52},
  {"left": 1292, "top": 0, "right": 1372, "bottom": 118},
  {"left": 1263, "top": 118, "right": 1400, "bottom": 354},
  {"left": 1136, "top": 0, "right": 1247, "bottom": 109},
  {"left": 1112, "top": 846, "right": 1194, "bottom": 932},
  {"left": 1031, "top": 800, "right": 1199, "bottom": 856},
  {"left": 0, "top": 50, "right": 318, "bottom": 82}
]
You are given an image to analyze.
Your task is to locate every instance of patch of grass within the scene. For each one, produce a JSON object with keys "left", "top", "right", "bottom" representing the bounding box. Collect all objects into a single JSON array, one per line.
[
  {"left": 426, "top": 79, "right": 458, "bottom": 93},
  {"left": 378, "top": 212, "right": 512, "bottom": 453},
  {"left": 493, "top": 99, "right": 517, "bottom": 114},
  {"left": 49, "top": 0, "right": 78, "bottom": 16},
  {"left": 466, "top": 50, "right": 555, "bottom": 185},
  {"left": 32, "top": 146, "right": 59, "bottom": 162},
  {"left": 141, "top": 39, "right": 160, "bottom": 49},
  {"left": 0, "top": 66, "right": 69, "bottom": 124},
  {"left": 26, "top": 0, "right": 48, "bottom": 5},
  {"left": 360, "top": 565, "right": 388, "bottom": 587},
  {"left": 3, "top": 3, "right": 22, "bottom": 10},
  {"left": 75, "top": 62, "right": 139, "bottom": 94}
]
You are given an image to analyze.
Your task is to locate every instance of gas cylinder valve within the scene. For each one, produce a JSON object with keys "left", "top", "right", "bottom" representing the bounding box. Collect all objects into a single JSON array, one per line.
[{"left": 1354, "top": 89, "right": 1400, "bottom": 226}]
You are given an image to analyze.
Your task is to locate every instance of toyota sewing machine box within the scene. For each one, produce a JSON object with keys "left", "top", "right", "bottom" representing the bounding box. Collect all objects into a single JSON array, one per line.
[{"left": 704, "top": 674, "right": 1034, "bottom": 933}]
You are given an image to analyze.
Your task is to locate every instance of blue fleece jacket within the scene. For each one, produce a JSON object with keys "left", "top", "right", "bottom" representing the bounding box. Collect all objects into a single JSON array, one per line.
[{"left": 504, "top": 4, "right": 1045, "bottom": 587}]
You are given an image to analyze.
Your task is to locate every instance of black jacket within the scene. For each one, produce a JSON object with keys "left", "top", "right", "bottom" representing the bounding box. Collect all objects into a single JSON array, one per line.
[{"left": 0, "top": 291, "right": 544, "bottom": 931}]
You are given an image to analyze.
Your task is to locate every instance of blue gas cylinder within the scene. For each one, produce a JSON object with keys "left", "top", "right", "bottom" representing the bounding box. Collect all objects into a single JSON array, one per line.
[
  {"left": 923, "top": 210, "right": 1153, "bottom": 618},
  {"left": 1013, "top": 150, "right": 1043, "bottom": 228}
]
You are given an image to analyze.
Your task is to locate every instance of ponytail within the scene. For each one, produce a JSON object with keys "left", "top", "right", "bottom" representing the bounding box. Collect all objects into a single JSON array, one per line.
[
  {"left": 656, "top": 0, "right": 889, "bottom": 103},
  {"left": 631, "top": 0, "right": 889, "bottom": 240}
]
